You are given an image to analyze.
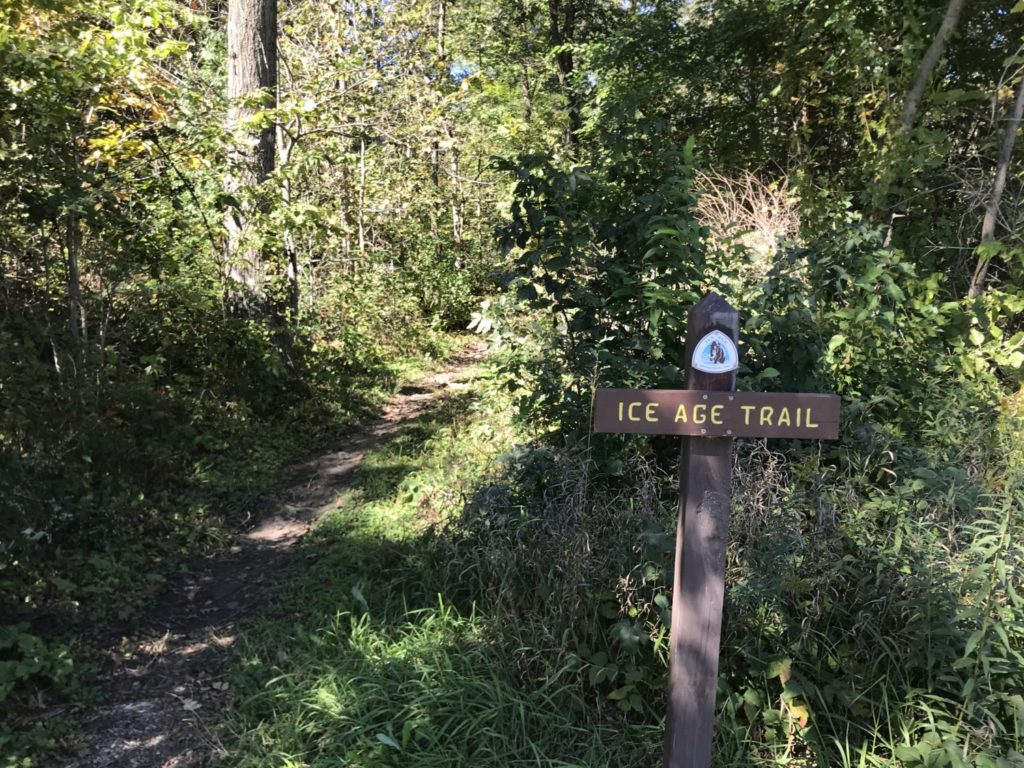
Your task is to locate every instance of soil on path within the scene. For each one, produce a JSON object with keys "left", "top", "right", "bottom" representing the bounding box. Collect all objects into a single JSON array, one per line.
[{"left": 61, "top": 344, "right": 486, "bottom": 768}]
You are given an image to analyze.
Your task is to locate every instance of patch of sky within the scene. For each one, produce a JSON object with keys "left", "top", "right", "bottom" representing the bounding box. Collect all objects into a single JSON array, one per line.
[
  {"left": 451, "top": 59, "right": 476, "bottom": 82},
  {"left": 619, "top": 0, "right": 657, "bottom": 13}
]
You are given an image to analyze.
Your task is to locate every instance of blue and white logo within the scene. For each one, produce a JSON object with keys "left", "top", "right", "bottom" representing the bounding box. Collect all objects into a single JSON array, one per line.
[{"left": 692, "top": 330, "right": 738, "bottom": 374}]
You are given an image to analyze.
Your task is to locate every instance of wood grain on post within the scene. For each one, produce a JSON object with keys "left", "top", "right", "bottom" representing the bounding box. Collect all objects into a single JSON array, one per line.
[{"left": 664, "top": 293, "right": 739, "bottom": 768}]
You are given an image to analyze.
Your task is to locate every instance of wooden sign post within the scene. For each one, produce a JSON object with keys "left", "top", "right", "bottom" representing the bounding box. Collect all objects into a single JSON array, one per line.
[{"left": 592, "top": 293, "right": 839, "bottom": 768}]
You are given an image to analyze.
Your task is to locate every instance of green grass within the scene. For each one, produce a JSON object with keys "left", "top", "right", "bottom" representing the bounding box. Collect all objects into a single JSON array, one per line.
[
  {"left": 0, "top": 333, "right": 473, "bottom": 765},
  {"left": 712, "top": 443, "right": 1024, "bottom": 768},
  {"left": 216, "top": 361, "right": 1024, "bottom": 768},
  {"left": 217, "top": 364, "right": 663, "bottom": 767}
]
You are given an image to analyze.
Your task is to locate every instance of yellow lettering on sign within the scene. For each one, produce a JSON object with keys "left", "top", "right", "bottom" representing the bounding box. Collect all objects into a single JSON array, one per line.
[
  {"left": 611, "top": 397, "right": 827, "bottom": 432},
  {"left": 710, "top": 404, "right": 724, "bottom": 425},
  {"left": 777, "top": 407, "right": 791, "bottom": 427}
]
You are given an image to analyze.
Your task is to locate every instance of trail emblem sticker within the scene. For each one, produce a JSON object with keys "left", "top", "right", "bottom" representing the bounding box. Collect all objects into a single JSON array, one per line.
[{"left": 692, "top": 330, "right": 738, "bottom": 374}]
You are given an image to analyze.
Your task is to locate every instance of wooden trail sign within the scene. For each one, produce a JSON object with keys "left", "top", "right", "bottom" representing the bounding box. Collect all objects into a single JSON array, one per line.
[
  {"left": 593, "top": 390, "right": 839, "bottom": 439},
  {"left": 591, "top": 293, "right": 840, "bottom": 768}
]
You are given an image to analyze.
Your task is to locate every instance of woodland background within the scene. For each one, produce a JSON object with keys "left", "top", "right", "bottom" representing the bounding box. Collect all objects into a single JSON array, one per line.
[{"left": 2, "top": 0, "right": 1024, "bottom": 765}]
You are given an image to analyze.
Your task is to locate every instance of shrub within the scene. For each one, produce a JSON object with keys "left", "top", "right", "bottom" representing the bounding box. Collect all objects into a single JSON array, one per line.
[{"left": 494, "top": 133, "right": 737, "bottom": 439}]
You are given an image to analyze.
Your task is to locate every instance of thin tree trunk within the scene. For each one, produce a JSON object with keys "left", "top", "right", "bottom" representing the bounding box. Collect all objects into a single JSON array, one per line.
[
  {"left": 358, "top": 137, "right": 366, "bottom": 255},
  {"left": 968, "top": 74, "right": 1024, "bottom": 299},
  {"left": 881, "top": 0, "right": 967, "bottom": 240},
  {"left": 97, "top": 283, "right": 110, "bottom": 387},
  {"left": 520, "top": 59, "right": 533, "bottom": 124},
  {"left": 66, "top": 209, "right": 83, "bottom": 365},
  {"left": 224, "top": 0, "right": 278, "bottom": 309},
  {"left": 437, "top": 0, "right": 446, "bottom": 60},
  {"left": 548, "top": 0, "right": 580, "bottom": 149},
  {"left": 900, "top": 0, "right": 967, "bottom": 133},
  {"left": 277, "top": 126, "right": 299, "bottom": 319},
  {"left": 39, "top": 225, "right": 63, "bottom": 379},
  {"left": 443, "top": 121, "right": 463, "bottom": 250},
  {"left": 339, "top": 162, "right": 352, "bottom": 265},
  {"left": 432, "top": 0, "right": 447, "bottom": 262}
]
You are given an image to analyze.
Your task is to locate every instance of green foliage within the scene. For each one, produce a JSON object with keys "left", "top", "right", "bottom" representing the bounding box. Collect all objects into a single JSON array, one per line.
[
  {"left": 219, "top": 368, "right": 667, "bottom": 766},
  {"left": 495, "top": 133, "right": 736, "bottom": 436},
  {"left": 0, "top": 625, "right": 78, "bottom": 760},
  {"left": 711, "top": 435, "right": 1024, "bottom": 766},
  {"left": 4, "top": 0, "right": 1024, "bottom": 764},
  {"left": 742, "top": 222, "right": 1023, "bottom": 458},
  {"left": 433, "top": 374, "right": 1024, "bottom": 766},
  {"left": 466, "top": 8, "right": 1024, "bottom": 758},
  {"left": 440, "top": 439, "right": 676, "bottom": 718},
  {"left": 1, "top": 0, "right": 507, "bottom": 756},
  {"left": 0, "top": 627, "right": 73, "bottom": 706}
]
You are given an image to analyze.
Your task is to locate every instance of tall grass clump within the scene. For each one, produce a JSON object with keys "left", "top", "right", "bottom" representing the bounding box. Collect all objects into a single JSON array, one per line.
[
  {"left": 435, "top": 383, "right": 1024, "bottom": 765},
  {"left": 220, "top": 367, "right": 665, "bottom": 766},
  {"left": 717, "top": 437, "right": 1024, "bottom": 766}
]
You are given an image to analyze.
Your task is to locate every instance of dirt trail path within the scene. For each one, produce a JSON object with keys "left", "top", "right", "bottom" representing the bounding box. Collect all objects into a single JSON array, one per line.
[{"left": 62, "top": 344, "right": 486, "bottom": 768}]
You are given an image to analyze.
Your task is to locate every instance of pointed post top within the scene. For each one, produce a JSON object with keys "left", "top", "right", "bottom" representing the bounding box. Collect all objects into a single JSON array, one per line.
[{"left": 687, "top": 291, "right": 737, "bottom": 321}]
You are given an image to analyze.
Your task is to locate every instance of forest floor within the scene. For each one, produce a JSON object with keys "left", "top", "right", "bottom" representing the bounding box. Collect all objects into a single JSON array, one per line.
[{"left": 59, "top": 341, "right": 488, "bottom": 768}]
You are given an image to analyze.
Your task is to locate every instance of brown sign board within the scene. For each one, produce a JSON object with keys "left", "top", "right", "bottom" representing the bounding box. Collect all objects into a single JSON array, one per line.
[{"left": 594, "top": 389, "right": 840, "bottom": 440}]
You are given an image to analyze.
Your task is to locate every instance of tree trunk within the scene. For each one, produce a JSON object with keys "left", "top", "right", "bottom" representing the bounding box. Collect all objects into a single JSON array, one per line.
[
  {"left": 548, "top": 0, "right": 580, "bottom": 149},
  {"left": 520, "top": 58, "right": 533, "bottom": 124},
  {"left": 277, "top": 125, "right": 299, "bottom": 319},
  {"left": 882, "top": 0, "right": 966, "bottom": 240},
  {"left": 437, "top": 0, "right": 446, "bottom": 60},
  {"left": 66, "top": 209, "right": 84, "bottom": 366},
  {"left": 224, "top": 0, "right": 278, "bottom": 310},
  {"left": 446, "top": 123, "right": 463, "bottom": 249},
  {"left": 432, "top": 0, "right": 448, "bottom": 262},
  {"left": 339, "top": 162, "right": 352, "bottom": 266},
  {"left": 900, "top": 0, "right": 967, "bottom": 133},
  {"left": 358, "top": 137, "right": 366, "bottom": 255},
  {"left": 967, "top": 74, "right": 1024, "bottom": 299}
]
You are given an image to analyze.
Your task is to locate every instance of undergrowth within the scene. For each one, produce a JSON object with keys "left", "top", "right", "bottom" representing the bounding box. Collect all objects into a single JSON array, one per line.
[
  {"left": 217, "top": 347, "right": 1024, "bottom": 767},
  {"left": 0, "top": 326, "right": 459, "bottom": 764},
  {"left": 218, "top": 363, "right": 665, "bottom": 767},
  {"left": 208, "top": 152, "right": 1024, "bottom": 763}
]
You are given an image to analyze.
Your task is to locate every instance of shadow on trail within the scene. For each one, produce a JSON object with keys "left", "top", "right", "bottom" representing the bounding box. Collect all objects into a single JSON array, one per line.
[
  {"left": 217, "top": 381, "right": 670, "bottom": 768},
  {"left": 60, "top": 350, "right": 489, "bottom": 768}
]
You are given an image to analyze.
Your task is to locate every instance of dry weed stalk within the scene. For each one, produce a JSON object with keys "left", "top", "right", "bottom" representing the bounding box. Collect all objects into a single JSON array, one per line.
[
  {"left": 695, "top": 170, "right": 800, "bottom": 281},
  {"left": 731, "top": 440, "right": 792, "bottom": 547}
]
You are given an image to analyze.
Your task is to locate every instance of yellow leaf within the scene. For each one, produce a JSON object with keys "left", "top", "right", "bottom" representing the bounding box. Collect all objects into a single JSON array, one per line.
[{"left": 788, "top": 703, "right": 810, "bottom": 728}]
